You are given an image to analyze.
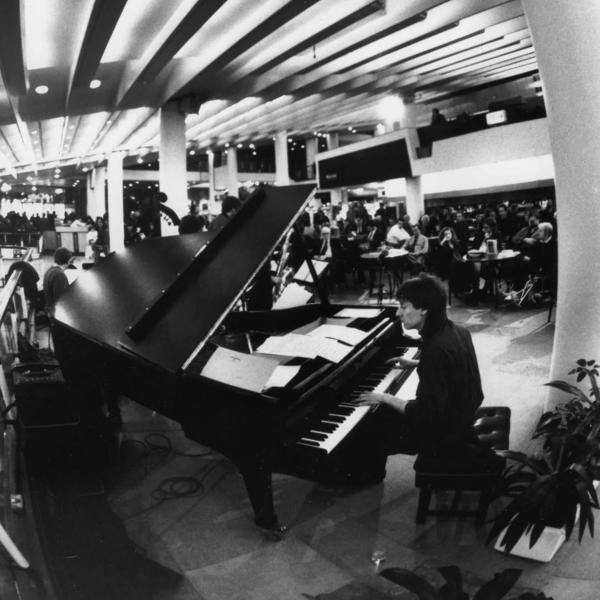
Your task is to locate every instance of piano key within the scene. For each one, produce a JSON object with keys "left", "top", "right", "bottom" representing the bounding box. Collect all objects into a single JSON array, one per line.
[
  {"left": 305, "top": 431, "right": 327, "bottom": 440},
  {"left": 295, "top": 346, "right": 420, "bottom": 454}
]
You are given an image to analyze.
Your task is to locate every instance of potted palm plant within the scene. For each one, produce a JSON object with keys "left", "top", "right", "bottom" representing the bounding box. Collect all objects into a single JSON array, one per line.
[
  {"left": 487, "top": 359, "right": 600, "bottom": 560},
  {"left": 380, "top": 566, "right": 551, "bottom": 599}
]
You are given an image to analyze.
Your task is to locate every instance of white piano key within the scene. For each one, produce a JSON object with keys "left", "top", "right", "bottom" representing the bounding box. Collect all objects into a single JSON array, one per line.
[{"left": 296, "top": 347, "right": 420, "bottom": 453}]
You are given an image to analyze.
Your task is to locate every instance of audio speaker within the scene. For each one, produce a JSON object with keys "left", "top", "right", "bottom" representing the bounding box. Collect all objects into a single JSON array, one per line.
[{"left": 12, "top": 363, "right": 80, "bottom": 429}]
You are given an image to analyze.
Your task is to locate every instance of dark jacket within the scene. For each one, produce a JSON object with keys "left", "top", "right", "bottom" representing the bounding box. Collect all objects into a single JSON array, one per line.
[
  {"left": 43, "top": 266, "right": 69, "bottom": 312},
  {"left": 404, "top": 320, "right": 483, "bottom": 454}
]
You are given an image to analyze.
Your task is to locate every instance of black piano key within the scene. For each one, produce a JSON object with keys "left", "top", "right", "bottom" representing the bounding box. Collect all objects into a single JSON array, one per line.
[
  {"left": 305, "top": 432, "right": 327, "bottom": 441},
  {"left": 299, "top": 439, "right": 322, "bottom": 447},
  {"left": 330, "top": 407, "right": 353, "bottom": 415},
  {"left": 315, "top": 423, "right": 337, "bottom": 433},
  {"left": 324, "top": 415, "right": 345, "bottom": 424}
]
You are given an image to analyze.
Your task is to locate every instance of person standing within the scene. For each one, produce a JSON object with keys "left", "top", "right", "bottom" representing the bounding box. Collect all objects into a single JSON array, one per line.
[
  {"left": 43, "top": 247, "right": 73, "bottom": 315},
  {"left": 208, "top": 195, "right": 241, "bottom": 233}
]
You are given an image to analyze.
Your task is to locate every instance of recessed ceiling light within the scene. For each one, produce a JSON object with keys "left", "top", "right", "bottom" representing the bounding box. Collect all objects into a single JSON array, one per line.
[
  {"left": 35, "top": 85, "right": 49, "bottom": 94},
  {"left": 89, "top": 79, "right": 102, "bottom": 89}
]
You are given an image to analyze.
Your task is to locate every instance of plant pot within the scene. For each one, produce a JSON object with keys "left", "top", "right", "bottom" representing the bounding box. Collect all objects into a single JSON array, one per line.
[
  {"left": 494, "top": 525, "right": 566, "bottom": 562},
  {"left": 494, "top": 480, "right": 600, "bottom": 562}
]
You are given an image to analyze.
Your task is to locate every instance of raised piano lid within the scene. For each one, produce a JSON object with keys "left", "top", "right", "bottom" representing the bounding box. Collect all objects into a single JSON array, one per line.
[{"left": 53, "top": 184, "right": 316, "bottom": 373}]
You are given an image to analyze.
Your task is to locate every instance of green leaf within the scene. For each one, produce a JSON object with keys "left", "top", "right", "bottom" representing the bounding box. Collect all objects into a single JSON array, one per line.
[
  {"left": 587, "top": 360, "right": 596, "bottom": 366},
  {"left": 529, "top": 521, "right": 547, "bottom": 548},
  {"left": 472, "top": 568, "right": 522, "bottom": 600},
  {"left": 544, "top": 380, "right": 591, "bottom": 404},
  {"left": 577, "top": 372, "right": 586, "bottom": 383},
  {"left": 379, "top": 568, "right": 441, "bottom": 600},
  {"left": 577, "top": 359, "right": 587, "bottom": 366},
  {"left": 437, "top": 566, "right": 464, "bottom": 596}
]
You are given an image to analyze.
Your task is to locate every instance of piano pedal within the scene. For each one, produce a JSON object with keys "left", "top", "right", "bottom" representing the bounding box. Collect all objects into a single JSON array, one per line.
[{"left": 258, "top": 522, "right": 288, "bottom": 542}]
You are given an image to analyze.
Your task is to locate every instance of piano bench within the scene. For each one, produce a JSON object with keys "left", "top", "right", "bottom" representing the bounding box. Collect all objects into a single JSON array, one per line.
[{"left": 413, "top": 406, "right": 511, "bottom": 526}]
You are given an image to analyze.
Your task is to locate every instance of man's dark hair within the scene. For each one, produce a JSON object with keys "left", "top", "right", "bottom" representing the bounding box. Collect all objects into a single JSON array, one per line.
[
  {"left": 54, "top": 247, "right": 73, "bottom": 266},
  {"left": 397, "top": 273, "right": 447, "bottom": 338},
  {"left": 222, "top": 195, "right": 241, "bottom": 215}
]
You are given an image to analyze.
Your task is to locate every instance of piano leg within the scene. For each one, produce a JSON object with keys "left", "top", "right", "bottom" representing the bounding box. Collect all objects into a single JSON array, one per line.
[{"left": 236, "top": 454, "right": 286, "bottom": 539}]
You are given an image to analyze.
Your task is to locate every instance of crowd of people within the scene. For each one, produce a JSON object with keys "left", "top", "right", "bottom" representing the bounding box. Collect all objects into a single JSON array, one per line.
[{"left": 290, "top": 198, "right": 557, "bottom": 307}]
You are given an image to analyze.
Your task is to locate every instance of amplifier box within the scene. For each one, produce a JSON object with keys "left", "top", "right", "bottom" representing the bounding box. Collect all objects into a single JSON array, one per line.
[{"left": 12, "top": 363, "right": 80, "bottom": 429}]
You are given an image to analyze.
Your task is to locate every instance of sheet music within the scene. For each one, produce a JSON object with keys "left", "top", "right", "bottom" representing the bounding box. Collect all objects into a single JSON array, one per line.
[
  {"left": 256, "top": 332, "right": 354, "bottom": 363},
  {"left": 293, "top": 260, "right": 329, "bottom": 283},
  {"left": 200, "top": 347, "right": 281, "bottom": 393},
  {"left": 334, "top": 308, "right": 383, "bottom": 319},
  {"left": 273, "top": 283, "right": 313, "bottom": 309},
  {"left": 263, "top": 365, "right": 301, "bottom": 390},
  {"left": 256, "top": 333, "right": 318, "bottom": 359},
  {"left": 308, "top": 324, "right": 368, "bottom": 346},
  {"left": 314, "top": 337, "right": 354, "bottom": 363}
]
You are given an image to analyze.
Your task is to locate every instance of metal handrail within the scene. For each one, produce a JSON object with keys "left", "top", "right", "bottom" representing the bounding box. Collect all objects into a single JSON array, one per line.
[{"left": 0, "top": 248, "right": 36, "bottom": 570}]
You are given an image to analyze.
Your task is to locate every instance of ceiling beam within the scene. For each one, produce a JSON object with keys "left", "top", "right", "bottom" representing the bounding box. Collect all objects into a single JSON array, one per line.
[
  {"left": 117, "top": 0, "right": 228, "bottom": 107},
  {"left": 72, "top": 0, "right": 128, "bottom": 88},
  {"left": 171, "top": 0, "right": 322, "bottom": 101},
  {"left": 0, "top": 0, "right": 28, "bottom": 95}
]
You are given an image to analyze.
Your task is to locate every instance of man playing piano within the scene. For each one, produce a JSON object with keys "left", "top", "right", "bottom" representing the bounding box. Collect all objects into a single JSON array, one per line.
[{"left": 358, "top": 273, "right": 485, "bottom": 461}]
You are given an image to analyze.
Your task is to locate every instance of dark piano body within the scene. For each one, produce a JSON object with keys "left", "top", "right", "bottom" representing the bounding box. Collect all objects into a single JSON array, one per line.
[{"left": 51, "top": 184, "right": 415, "bottom": 530}]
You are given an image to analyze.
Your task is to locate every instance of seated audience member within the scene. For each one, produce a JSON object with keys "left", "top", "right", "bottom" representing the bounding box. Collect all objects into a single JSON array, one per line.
[
  {"left": 496, "top": 204, "right": 519, "bottom": 247},
  {"left": 43, "top": 247, "right": 73, "bottom": 314},
  {"left": 435, "top": 226, "right": 463, "bottom": 280},
  {"left": 179, "top": 205, "right": 206, "bottom": 234},
  {"left": 506, "top": 221, "right": 557, "bottom": 291},
  {"left": 92, "top": 216, "right": 108, "bottom": 262},
  {"left": 473, "top": 218, "right": 499, "bottom": 253},
  {"left": 365, "top": 215, "right": 387, "bottom": 250},
  {"left": 511, "top": 212, "right": 539, "bottom": 248},
  {"left": 452, "top": 211, "right": 470, "bottom": 252},
  {"left": 386, "top": 218, "right": 410, "bottom": 247},
  {"left": 403, "top": 224, "right": 429, "bottom": 275},
  {"left": 208, "top": 195, "right": 241, "bottom": 233}
]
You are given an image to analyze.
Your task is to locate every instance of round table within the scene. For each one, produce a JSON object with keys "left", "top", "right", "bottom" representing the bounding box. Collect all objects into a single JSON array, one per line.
[
  {"left": 463, "top": 250, "right": 520, "bottom": 307},
  {"left": 360, "top": 248, "right": 408, "bottom": 304}
]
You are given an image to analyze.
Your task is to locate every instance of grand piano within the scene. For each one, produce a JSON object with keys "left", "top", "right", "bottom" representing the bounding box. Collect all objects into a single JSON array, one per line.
[{"left": 51, "top": 184, "right": 418, "bottom": 533}]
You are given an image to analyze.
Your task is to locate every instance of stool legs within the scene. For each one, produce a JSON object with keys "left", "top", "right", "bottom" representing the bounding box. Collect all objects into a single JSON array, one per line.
[
  {"left": 415, "top": 485, "right": 494, "bottom": 525},
  {"left": 416, "top": 486, "right": 432, "bottom": 524},
  {"left": 475, "top": 486, "right": 493, "bottom": 526}
]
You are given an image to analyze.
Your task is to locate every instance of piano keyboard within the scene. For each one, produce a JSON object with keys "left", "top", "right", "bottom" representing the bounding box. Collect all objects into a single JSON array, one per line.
[{"left": 296, "top": 346, "right": 419, "bottom": 454}]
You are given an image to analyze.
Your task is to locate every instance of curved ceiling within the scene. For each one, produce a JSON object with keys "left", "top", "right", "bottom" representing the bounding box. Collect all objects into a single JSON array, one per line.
[{"left": 0, "top": 0, "right": 537, "bottom": 184}]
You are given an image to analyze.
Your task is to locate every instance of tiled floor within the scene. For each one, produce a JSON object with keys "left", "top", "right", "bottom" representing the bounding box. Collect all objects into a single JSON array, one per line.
[{"left": 16, "top": 277, "right": 598, "bottom": 600}]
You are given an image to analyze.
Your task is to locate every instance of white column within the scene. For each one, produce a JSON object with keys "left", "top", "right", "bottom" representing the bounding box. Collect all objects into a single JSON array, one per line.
[
  {"left": 326, "top": 132, "right": 339, "bottom": 150},
  {"left": 207, "top": 150, "right": 216, "bottom": 202},
  {"left": 86, "top": 166, "right": 106, "bottom": 218},
  {"left": 523, "top": 0, "right": 600, "bottom": 405},
  {"left": 305, "top": 137, "right": 318, "bottom": 180},
  {"left": 405, "top": 176, "right": 424, "bottom": 224},
  {"left": 159, "top": 101, "right": 187, "bottom": 228},
  {"left": 106, "top": 152, "right": 125, "bottom": 253},
  {"left": 399, "top": 98, "right": 418, "bottom": 129},
  {"left": 226, "top": 147, "right": 238, "bottom": 196},
  {"left": 329, "top": 188, "right": 347, "bottom": 207},
  {"left": 274, "top": 131, "right": 290, "bottom": 186}
]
